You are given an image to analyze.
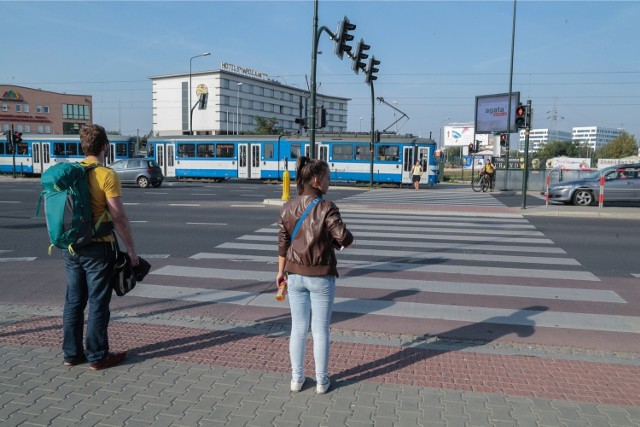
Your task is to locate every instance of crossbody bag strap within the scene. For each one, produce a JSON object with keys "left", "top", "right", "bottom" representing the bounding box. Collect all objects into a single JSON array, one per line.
[{"left": 291, "top": 197, "right": 322, "bottom": 242}]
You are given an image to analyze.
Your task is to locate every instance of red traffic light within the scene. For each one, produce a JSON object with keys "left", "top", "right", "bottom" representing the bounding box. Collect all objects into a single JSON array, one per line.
[{"left": 515, "top": 104, "right": 527, "bottom": 129}]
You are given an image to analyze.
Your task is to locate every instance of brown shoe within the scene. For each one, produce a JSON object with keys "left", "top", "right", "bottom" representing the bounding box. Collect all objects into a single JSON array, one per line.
[{"left": 89, "top": 351, "right": 126, "bottom": 371}]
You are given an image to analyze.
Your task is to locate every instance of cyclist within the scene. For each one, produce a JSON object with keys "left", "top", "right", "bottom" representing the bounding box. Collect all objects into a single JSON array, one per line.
[{"left": 481, "top": 158, "right": 495, "bottom": 191}]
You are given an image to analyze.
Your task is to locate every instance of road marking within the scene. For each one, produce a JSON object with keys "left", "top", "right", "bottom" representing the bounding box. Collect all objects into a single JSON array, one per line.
[
  {"left": 151, "top": 266, "right": 622, "bottom": 303},
  {"left": 169, "top": 203, "right": 201, "bottom": 207},
  {"left": 190, "top": 252, "right": 599, "bottom": 281},
  {"left": 187, "top": 222, "right": 228, "bottom": 226},
  {"left": 130, "top": 220, "right": 148, "bottom": 223},
  {"left": 217, "top": 242, "right": 580, "bottom": 266},
  {"left": 0, "top": 201, "right": 20, "bottom": 204},
  {"left": 138, "top": 254, "right": 171, "bottom": 259},
  {"left": 127, "top": 283, "right": 640, "bottom": 334},
  {"left": 0, "top": 257, "right": 37, "bottom": 262},
  {"left": 230, "top": 204, "right": 267, "bottom": 208},
  {"left": 238, "top": 235, "right": 566, "bottom": 254},
  {"left": 345, "top": 217, "right": 537, "bottom": 230},
  {"left": 633, "top": 274, "right": 640, "bottom": 278}
]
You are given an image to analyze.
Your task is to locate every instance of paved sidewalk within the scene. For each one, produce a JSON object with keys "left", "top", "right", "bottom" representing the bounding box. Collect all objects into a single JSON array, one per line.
[{"left": 1, "top": 305, "right": 640, "bottom": 426}]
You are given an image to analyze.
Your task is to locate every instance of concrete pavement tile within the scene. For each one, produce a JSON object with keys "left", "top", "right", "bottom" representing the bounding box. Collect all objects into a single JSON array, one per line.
[
  {"left": 353, "top": 391, "right": 377, "bottom": 409},
  {"left": 227, "top": 413, "right": 255, "bottom": 426},
  {"left": 105, "top": 385, "right": 146, "bottom": 403},
  {"left": 491, "top": 421, "right": 518, "bottom": 427},
  {"left": 351, "top": 405, "right": 375, "bottom": 422},
  {"left": 398, "top": 396, "right": 421, "bottom": 413},
  {"left": 218, "top": 369, "right": 246, "bottom": 386},
  {"left": 84, "top": 398, "right": 126, "bottom": 417},
  {"left": 163, "top": 399, "right": 195, "bottom": 416},
  {"left": 303, "top": 400, "right": 331, "bottom": 418},
  {"left": 347, "top": 420, "right": 378, "bottom": 427},
  {"left": 99, "top": 408, "right": 139, "bottom": 426},
  {"left": 441, "top": 414, "right": 469, "bottom": 427},
  {"left": 283, "top": 392, "right": 313, "bottom": 409},
  {"left": 625, "top": 407, "right": 640, "bottom": 421},
  {"left": 297, "top": 414, "right": 325, "bottom": 427},
  {"left": 3, "top": 411, "right": 38, "bottom": 426},
  {"left": 203, "top": 404, "right": 234, "bottom": 423},
  {"left": 149, "top": 413, "right": 181, "bottom": 427},
  {"left": 174, "top": 409, "right": 205, "bottom": 426},
  {"left": 55, "top": 403, "right": 93, "bottom": 422},
  {"left": 466, "top": 408, "right": 492, "bottom": 426},
  {"left": 203, "top": 382, "right": 233, "bottom": 399},
  {"left": 249, "top": 409, "right": 280, "bottom": 426},
  {"left": 173, "top": 387, "right": 206, "bottom": 403},
  {"left": 378, "top": 387, "right": 401, "bottom": 403},
  {"left": 534, "top": 409, "right": 563, "bottom": 426},
  {"left": 138, "top": 382, "right": 177, "bottom": 399},
  {"left": 276, "top": 405, "right": 305, "bottom": 424},
  {"left": 375, "top": 400, "right": 398, "bottom": 417},
  {"left": 488, "top": 404, "right": 514, "bottom": 422},
  {"left": 233, "top": 379, "right": 258, "bottom": 395},
  {"left": 217, "top": 391, "right": 247, "bottom": 408},
  {"left": 244, "top": 387, "right": 272, "bottom": 404},
  {"left": 10, "top": 388, "right": 51, "bottom": 408},
  {"left": 560, "top": 421, "right": 591, "bottom": 427},
  {"left": 128, "top": 404, "right": 166, "bottom": 423},
  {"left": 326, "top": 411, "right": 352, "bottom": 426},
  {"left": 0, "top": 401, "right": 27, "bottom": 421},
  {"left": 116, "top": 394, "right": 158, "bottom": 413},
  {"left": 598, "top": 406, "right": 638, "bottom": 426},
  {"left": 419, "top": 388, "right": 445, "bottom": 407},
  {"left": 236, "top": 400, "right": 265, "bottom": 417},
  {"left": 328, "top": 396, "right": 356, "bottom": 413}
]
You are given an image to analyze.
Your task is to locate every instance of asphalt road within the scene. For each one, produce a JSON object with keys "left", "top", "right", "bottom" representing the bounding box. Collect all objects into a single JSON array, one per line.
[{"left": 2, "top": 178, "right": 640, "bottom": 354}]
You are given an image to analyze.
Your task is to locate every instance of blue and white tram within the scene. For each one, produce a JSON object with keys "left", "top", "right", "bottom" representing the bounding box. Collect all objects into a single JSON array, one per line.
[
  {"left": 0, "top": 134, "right": 136, "bottom": 175},
  {"left": 147, "top": 134, "right": 439, "bottom": 186}
]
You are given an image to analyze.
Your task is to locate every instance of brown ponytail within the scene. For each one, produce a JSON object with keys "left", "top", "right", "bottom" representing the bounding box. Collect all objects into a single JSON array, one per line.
[{"left": 295, "top": 156, "right": 329, "bottom": 195}]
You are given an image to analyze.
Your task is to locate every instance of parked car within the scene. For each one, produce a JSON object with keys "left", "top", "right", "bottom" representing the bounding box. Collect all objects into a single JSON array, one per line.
[
  {"left": 109, "top": 159, "right": 163, "bottom": 188},
  {"left": 546, "top": 163, "right": 640, "bottom": 206}
]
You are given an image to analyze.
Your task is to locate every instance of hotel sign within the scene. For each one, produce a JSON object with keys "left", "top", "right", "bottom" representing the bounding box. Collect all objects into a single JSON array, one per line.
[{"left": 220, "top": 62, "right": 269, "bottom": 80}]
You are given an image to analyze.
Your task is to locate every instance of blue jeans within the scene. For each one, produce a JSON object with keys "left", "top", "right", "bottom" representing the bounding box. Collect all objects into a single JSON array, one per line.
[
  {"left": 62, "top": 242, "right": 116, "bottom": 363},
  {"left": 287, "top": 274, "right": 336, "bottom": 384}
]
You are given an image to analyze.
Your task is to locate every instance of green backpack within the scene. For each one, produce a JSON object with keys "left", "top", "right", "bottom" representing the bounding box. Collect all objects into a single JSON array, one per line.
[{"left": 36, "top": 162, "right": 110, "bottom": 253}]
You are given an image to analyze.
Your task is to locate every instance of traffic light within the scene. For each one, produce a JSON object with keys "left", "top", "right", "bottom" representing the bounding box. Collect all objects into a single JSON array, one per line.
[
  {"left": 500, "top": 133, "right": 507, "bottom": 147},
  {"left": 6, "top": 130, "right": 14, "bottom": 154},
  {"left": 334, "top": 16, "right": 356, "bottom": 59},
  {"left": 294, "top": 118, "right": 307, "bottom": 130},
  {"left": 351, "top": 39, "right": 370, "bottom": 74},
  {"left": 515, "top": 103, "right": 527, "bottom": 129},
  {"left": 474, "top": 140, "right": 480, "bottom": 152},
  {"left": 468, "top": 143, "right": 474, "bottom": 154},
  {"left": 315, "top": 106, "right": 327, "bottom": 129},
  {"left": 365, "top": 56, "right": 380, "bottom": 85}
]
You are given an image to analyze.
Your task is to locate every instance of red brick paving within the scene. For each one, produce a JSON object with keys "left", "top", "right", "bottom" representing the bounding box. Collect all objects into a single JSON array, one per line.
[{"left": 2, "top": 315, "right": 639, "bottom": 407}]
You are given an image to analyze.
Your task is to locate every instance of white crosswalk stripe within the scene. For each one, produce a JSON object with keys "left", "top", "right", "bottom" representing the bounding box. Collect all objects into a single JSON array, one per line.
[
  {"left": 336, "top": 188, "right": 507, "bottom": 206},
  {"left": 127, "top": 201, "right": 640, "bottom": 335}
]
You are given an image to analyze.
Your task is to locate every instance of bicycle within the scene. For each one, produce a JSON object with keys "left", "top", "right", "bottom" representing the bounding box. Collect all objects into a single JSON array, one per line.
[{"left": 471, "top": 172, "right": 491, "bottom": 192}]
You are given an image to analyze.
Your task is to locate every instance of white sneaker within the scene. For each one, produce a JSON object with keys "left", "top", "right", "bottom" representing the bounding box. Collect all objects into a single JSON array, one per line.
[
  {"left": 290, "top": 379, "right": 305, "bottom": 392},
  {"left": 316, "top": 378, "right": 330, "bottom": 394}
]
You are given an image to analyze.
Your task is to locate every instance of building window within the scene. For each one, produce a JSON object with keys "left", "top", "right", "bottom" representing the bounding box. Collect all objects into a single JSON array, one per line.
[
  {"left": 62, "top": 104, "right": 89, "bottom": 119},
  {"left": 37, "top": 125, "right": 44, "bottom": 133},
  {"left": 43, "top": 106, "right": 49, "bottom": 114},
  {"left": 24, "top": 125, "right": 31, "bottom": 133},
  {"left": 44, "top": 125, "right": 51, "bottom": 134},
  {"left": 1, "top": 103, "right": 7, "bottom": 112},
  {"left": 36, "top": 105, "right": 42, "bottom": 113},
  {"left": 15, "top": 104, "right": 21, "bottom": 112},
  {"left": 23, "top": 104, "right": 29, "bottom": 113}
]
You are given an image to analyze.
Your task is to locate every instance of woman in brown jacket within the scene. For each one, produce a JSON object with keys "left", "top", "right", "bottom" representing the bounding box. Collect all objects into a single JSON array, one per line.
[{"left": 277, "top": 156, "right": 353, "bottom": 394}]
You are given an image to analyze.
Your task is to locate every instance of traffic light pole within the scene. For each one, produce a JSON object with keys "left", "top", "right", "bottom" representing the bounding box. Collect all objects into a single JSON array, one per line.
[
  {"left": 369, "top": 81, "right": 375, "bottom": 187},
  {"left": 521, "top": 99, "right": 532, "bottom": 209}
]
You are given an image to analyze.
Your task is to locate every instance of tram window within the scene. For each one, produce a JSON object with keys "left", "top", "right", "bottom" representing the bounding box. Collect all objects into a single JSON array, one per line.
[
  {"left": 355, "top": 144, "right": 371, "bottom": 161},
  {"left": 377, "top": 145, "right": 399, "bottom": 161},
  {"left": 54, "top": 143, "right": 65, "bottom": 155},
  {"left": 177, "top": 143, "right": 196, "bottom": 158},
  {"left": 66, "top": 143, "right": 79, "bottom": 156},
  {"left": 147, "top": 145, "right": 154, "bottom": 157},
  {"left": 217, "top": 144, "right": 234, "bottom": 158},
  {"left": 263, "top": 143, "right": 274, "bottom": 159},
  {"left": 114, "top": 143, "right": 128, "bottom": 157},
  {"left": 18, "top": 144, "right": 28, "bottom": 155},
  {"left": 290, "top": 144, "right": 301, "bottom": 159},
  {"left": 0, "top": 144, "right": 5, "bottom": 154},
  {"left": 197, "top": 144, "right": 215, "bottom": 157},
  {"left": 333, "top": 144, "right": 353, "bottom": 160}
]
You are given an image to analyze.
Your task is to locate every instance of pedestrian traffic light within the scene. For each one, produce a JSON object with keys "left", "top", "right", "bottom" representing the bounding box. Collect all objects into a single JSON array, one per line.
[
  {"left": 365, "top": 56, "right": 380, "bottom": 85},
  {"left": 500, "top": 133, "right": 507, "bottom": 147},
  {"left": 515, "top": 103, "right": 527, "bottom": 129},
  {"left": 351, "top": 39, "right": 370, "bottom": 74},
  {"left": 334, "top": 16, "right": 356, "bottom": 59}
]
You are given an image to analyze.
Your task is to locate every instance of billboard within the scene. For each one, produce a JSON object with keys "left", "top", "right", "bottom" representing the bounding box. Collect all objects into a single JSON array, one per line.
[
  {"left": 475, "top": 92, "right": 520, "bottom": 134},
  {"left": 443, "top": 125, "right": 489, "bottom": 147}
]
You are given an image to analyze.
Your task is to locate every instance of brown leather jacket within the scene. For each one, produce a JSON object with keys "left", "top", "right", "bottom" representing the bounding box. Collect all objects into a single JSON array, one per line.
[{"left": 278, "top": 190, "right": 353, "bottom": 277}]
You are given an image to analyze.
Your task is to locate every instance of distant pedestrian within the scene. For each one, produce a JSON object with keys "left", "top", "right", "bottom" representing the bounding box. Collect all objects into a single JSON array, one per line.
[
  {"left": 277, "top": 156, "right": 353, "bottom": 394},
  {"left": 411, "top": 160, "right": 423, "bottom": 190},
  {"left": 61, "top": 124, "right": 139, "bottom": 371}
]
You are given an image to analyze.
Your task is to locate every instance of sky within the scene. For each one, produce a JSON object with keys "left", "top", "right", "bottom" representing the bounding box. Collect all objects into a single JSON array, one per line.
[{"left": 3, "top": 0, "right": 639, "bottom": 142}]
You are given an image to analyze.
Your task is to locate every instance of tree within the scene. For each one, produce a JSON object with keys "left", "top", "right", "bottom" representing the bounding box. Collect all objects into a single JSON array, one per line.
[
  {"left": 532, "top": 140, "right": 580, "bottom": 165},
  {"left": 593, "top": 132, "right": 638, "bottom": 161},
  {"left": 253, "top": 117, "right": 283, "bottom": 135}
]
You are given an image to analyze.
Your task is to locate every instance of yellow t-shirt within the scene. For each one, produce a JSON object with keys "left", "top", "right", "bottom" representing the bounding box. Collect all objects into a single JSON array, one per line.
[
  {"left": 80, "top": 160, "right": 122, "bottom": 242},
  {"left": 484, "top": 163, "right": 494, "bottom": 174}
]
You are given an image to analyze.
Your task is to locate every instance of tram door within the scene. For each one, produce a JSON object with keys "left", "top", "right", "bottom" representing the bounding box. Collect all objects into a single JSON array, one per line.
[
  {"left": 156, "top": 144, "right": 176, "bottom": 178},
  {"left": 32, "top": 142, "right": 51, "bottom": 174},
  {"left": 417, "top": 146, "right": 431, "bottom": 184},
  {"left": 302, "top": 144, "right": 328, "bottom": 161},
  {"left": 402, "top": 146, "right": 414, "bottom": 184},
  {"left": 238, "top": 143, "right": 262, "bottom": 179},
  {"left": 106, "top": 144, "right": 115, "bottom": 166}
]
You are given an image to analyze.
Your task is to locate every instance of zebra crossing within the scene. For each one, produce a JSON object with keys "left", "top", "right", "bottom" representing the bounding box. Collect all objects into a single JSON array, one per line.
[
  {"left": 129, "top": 207, "right": 640, "bottom": 336},
  {"left": 336, "top": 187, "right": 509, "bottom": 206}
]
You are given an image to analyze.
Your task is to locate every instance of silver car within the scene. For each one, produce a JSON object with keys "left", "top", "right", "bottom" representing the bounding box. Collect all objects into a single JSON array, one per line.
[
  {"left": 546, "top": 163, "right": 640, "bottom": 206},
  {"left": 109, "top": 159, "right": 164, "bottom": 188}
]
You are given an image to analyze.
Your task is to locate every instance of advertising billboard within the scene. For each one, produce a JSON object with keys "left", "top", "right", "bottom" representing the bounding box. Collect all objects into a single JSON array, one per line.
[
  {"left": 474, "top": 92, "right": 520, "bottom": 134},
  {"left": 443, "top": 125, "right": 489, "bottom": 148}
]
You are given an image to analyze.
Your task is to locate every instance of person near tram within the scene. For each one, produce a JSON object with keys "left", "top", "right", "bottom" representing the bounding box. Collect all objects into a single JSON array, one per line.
[{"left": 411, "top": 160, "right": 423, "bottom": 190}]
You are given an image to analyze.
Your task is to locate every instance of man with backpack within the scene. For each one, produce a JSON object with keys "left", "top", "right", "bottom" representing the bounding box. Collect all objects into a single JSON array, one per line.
[{"left": 61, "top": 124, "right": 139, "bottom": 370}]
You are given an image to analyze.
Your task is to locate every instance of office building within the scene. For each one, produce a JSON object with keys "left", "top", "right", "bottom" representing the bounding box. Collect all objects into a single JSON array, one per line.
[
  {"left": 572, "top": 126, "right": 622, "bottom": 150},
  {"left": 150, "top": 63, "right": 349, "bottom": 136},
  {"left": 518, "top": 128, "right": 572, "bottom": 151}
]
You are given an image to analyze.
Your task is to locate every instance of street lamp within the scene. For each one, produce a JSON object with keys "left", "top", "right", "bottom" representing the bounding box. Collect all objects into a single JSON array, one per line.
[
  {"left": 189, "top": 52, "right": 211, "bottom": 135},
  {"left": 440, "top": 116, "right": 450, "bottom": 160},
  {"left": 359, "top": 117, "right": 363, "bottom": 133},
  {"left": 236, "top": 82, "right": 243, "bottom": 135}
]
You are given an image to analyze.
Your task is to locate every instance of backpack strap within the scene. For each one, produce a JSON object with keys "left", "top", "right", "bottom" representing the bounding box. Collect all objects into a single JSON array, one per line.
[{"left": 291, "top": 197, "right": 322, "bottom": 242}]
